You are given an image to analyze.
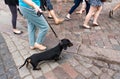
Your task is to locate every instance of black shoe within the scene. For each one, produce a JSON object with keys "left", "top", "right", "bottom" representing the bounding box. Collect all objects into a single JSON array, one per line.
[
  {"left": 109, "top": 10, "right": 113, "bottom": 18},
  {"left": 13, "top": 31, "right": 23, "bottom": 35},
  {"left": 48, "top": 16, "right": 53, "bottom": 19}
]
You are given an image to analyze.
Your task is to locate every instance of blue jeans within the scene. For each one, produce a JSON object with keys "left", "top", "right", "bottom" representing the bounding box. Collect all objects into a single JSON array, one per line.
[
  {"left": 19, "top": 6, "right": 49, "bottom": 46},
  {"left": 69, "top": 0, "right": 82, "bottom": 14}
]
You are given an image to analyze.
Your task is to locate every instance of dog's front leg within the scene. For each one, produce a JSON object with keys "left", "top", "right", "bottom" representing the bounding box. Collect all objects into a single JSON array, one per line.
[{"left": 54, "top": 56, "right": 61, "bottom": 61}]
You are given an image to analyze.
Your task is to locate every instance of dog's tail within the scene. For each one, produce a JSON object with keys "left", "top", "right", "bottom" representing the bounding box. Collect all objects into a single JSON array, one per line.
[{"left": 19, "top": 58, "right": 30, "bottom": 69}]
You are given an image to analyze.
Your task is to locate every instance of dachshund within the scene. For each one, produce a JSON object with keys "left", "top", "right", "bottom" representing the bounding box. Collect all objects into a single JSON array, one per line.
[{"left": 19, "top": 39, "right": 73, "bottom": 70}]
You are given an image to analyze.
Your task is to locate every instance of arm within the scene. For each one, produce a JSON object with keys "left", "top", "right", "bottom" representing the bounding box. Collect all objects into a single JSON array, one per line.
[{"left": 23, "top": 0, "right": 42, "bottom": 12}]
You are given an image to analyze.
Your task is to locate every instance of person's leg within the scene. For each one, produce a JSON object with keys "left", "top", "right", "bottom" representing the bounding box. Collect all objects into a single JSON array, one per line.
[
  {"left": 76, "top": 1, "right": 86, "bottom": 14},
  {"left": 40, "top": 0, "right": 46, "bottom": 11},
  {"left": 83, "top": 6, "right": 97, "bottom": 28},
  {"left": 20, "top": 6, "right": 49, "bottom": 50},
  {"left": 113, "top": 3, "right": 120, "bottom": 11},
  {"left": 85, "top": 0, "right": 90, "bottom": 15},
  {"left": 66, "top": 0, "right": 82, "bottom": 19},
  {"left": 46, "top": 0, "right": 64, "bottom": 24},
  {"left": 109, "top": 3, "right": 120, "bottom": 18},
  {"left": 93, "top": 6, "right": 102, "bottom": 25},
  {"left": 8, "top": 5, "right": 22, "bottom": 34}
]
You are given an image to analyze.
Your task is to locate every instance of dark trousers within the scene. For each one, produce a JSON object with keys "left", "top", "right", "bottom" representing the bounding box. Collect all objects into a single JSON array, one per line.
[
  {"left": 85, "top": 0, "right": 90, "bottom": 15},
  {"left": 40, "top": 0, "right": 53, "bottom": 11},
  {"left": 8, "top": 5, "right": 17, "bottom": 29},
  {"left": 69, "top": 0, "right": 82, "bottom": 14}
]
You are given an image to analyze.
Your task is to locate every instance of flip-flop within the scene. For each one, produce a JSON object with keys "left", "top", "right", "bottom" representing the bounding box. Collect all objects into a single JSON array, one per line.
[
  {"left": 79, "top": 25, "right": 91, "bottom": 29},
  {"left": 92, "top": 23, "right": 99, "bottom": 26}
]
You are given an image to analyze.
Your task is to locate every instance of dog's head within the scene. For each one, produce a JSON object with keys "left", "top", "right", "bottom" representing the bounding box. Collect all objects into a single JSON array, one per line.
[{"left": 60, "top": 39, "right": 73, "bottom": 50}]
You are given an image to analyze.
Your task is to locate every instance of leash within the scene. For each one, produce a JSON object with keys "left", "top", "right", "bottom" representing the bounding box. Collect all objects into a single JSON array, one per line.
[{"left": 37, "top": 11, "right": 60, "bottom": 40}]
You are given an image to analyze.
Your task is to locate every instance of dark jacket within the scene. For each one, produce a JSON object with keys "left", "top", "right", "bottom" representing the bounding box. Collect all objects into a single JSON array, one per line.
[{"left": 4, "top": 0, "right": 18, "bottom": 5}]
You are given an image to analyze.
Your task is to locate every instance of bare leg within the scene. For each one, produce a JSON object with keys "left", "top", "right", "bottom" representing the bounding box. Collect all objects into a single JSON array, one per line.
[
  {"left": 83, "top": 6, "right": 97, "bottom": 28},
  {"left": 113, "top": 3, "right": 120, "bottom": 11},
  {"left": 93, "top": 6, "right": 102, "bottom": 25},
  {"left": 109, "top": 3, "right": 120, "bottom": 18},
  {"left": 49, "top": 10, "right": 64, "bottom": 25}
]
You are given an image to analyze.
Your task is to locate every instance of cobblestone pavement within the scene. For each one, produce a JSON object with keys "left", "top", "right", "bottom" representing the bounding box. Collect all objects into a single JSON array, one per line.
[{"left": 0, "top": 0, "right": 120, "bottom": 79}]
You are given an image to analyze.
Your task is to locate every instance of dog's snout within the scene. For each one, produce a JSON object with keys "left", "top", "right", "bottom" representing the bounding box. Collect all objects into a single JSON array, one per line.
[{"left": 69, "top": 42, "right": 73, "bottom": 47}]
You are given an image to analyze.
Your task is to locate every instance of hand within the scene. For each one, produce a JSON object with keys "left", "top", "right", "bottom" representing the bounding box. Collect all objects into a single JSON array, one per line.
[{"left": 33, "top": 4, "right": 43, "bottom": 13}]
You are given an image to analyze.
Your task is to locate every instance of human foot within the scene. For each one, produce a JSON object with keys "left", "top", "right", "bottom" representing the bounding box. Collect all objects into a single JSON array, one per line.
[
  {"left": 55, "top": 18, "right": 64, "bottom": 25},
  {"left": 13, "top": 29, "right": 23, "bottom": 35},
  {"left": 34, "top": 43, "right": 47, "bottom": 51}
]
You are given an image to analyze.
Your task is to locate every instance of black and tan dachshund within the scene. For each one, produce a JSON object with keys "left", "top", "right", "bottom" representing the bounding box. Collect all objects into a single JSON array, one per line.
[{"left": 19, "top": 39, "right": 73, "bottom": 70}]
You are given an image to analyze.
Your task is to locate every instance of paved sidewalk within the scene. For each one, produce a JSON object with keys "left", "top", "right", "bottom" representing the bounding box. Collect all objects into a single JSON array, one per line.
[{"left": 0, "top": 0, "right": 120, "bottom": 79}]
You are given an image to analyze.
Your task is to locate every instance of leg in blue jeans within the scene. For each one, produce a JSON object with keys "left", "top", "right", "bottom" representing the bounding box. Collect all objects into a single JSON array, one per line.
[
  {"left": 66, "top": 0, "right": 82, "bottom": 20},
  {"left": 20, "top": 6, "right": 49, "bottom": 47},
  {"left": 69, "top": 0, "right": 82, "bottom": 14}
]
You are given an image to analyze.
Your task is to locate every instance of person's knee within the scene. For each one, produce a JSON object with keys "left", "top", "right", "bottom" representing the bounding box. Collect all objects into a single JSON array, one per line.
[{"left": 42, "top": 24, "right": 49, "bottom": 32}]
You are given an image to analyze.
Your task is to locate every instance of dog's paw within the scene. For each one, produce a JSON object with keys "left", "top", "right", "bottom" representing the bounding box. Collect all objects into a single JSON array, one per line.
[{"left": 33, "top": 67, "right": 41, "bottom": 70}]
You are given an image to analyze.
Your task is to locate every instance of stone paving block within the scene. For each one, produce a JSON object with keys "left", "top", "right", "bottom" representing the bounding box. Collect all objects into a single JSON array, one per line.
[
  {"left": 109, "top": 64, "right": 120, "bottom": 71},
  {"left": 40, "top": 63, "right": 51, "bottom": 74},
  {"left": 80, "top": 61, "right": 93, "bottom": 68},
  {"left": 90, "top": 46, "right": 120, "bottom": 64},
  {"left": 60, "top": 62, "right": 78, "bottom": 79},
  {"left": 30, "top": 69, "right": 43, "bottom": 79},
  {"left": 53, "top": 66, "right": 71, "bottom": 79},
  {"left": 6, "top": 66, "right": 19, "bottom": 79},
  {"left": 11, "top": 51, "right": 22, "bottom": 59},
  {"left": 0, "top": 74, "right": 8, "bottom": 79},
  {"left": 44, "top": 71, "right": 57, "bottom": 79},
  {"left": 74, "top": 55, "right": 93, "bottom": 67},
  {"left": 14, "top": 56, "right": 24, "bottom": 66},
  {"left": 75, "top": 64, "right": 92, "bottom": 78},
  {"left": 18, "top": 66, "right": 30, "bottom": 78},
  {"left": 19, "top": 49, "right": 29, "bottom": 56},
  {"left": 3, "top": 58, "right": 15, "bottom": 70},
  {"left": 0, "top": 65, "right": 5, "bottom": 75},
  {"left": 89, "top": 66, "right": 102, "bottom": 76},
  {"left": 66, "top": 42, "right": 80, "bottom": 54},
  {"left": 113, "top": 72, "right": 120, "bottom": 79},
  {"left": 78, "top": 45, "right": 97, "bottom": 57},
  {"left": 22, "top": 54, "right": 31, "bottom": 60},
  {"left": 92, "top": 60, "right": 108, "bottom": 68},
  {"left": 22, "top": 41, "right": 29, "bottom": 47},
  {"left": 89, "top": 75, "right": 99, "bottom": 79},
  {"left": 24, "top": 75, "right": 33, "bottom": 79},
  {"left": 101, "top": 68, "right": 115, "bottom": 76},
  {"left": 29, "top": 50, "right": 39, "bottom": 55},
  {"left": 75, "top": 74, "right": 85, "bottom": 79},
  {"left": 9, "top": 46, "right": 17, "bottom": 53},
  {"left": 112, "top": 45, "right": 120, "bottom": 51},
  {"left": 100, "top": 73, "right": 112, "bottom": 79},
  {"left": 110, "top": 38, "right": 119, "bottom": 45},
  {"left": 48, "top": 62, "right": 59, "bottom": 69},
  {"left": 16, "top": 45, "right": 25, "bottom": 50},
  {"left": 67, "top": 57, "right": 79, "bottom": 67}
]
